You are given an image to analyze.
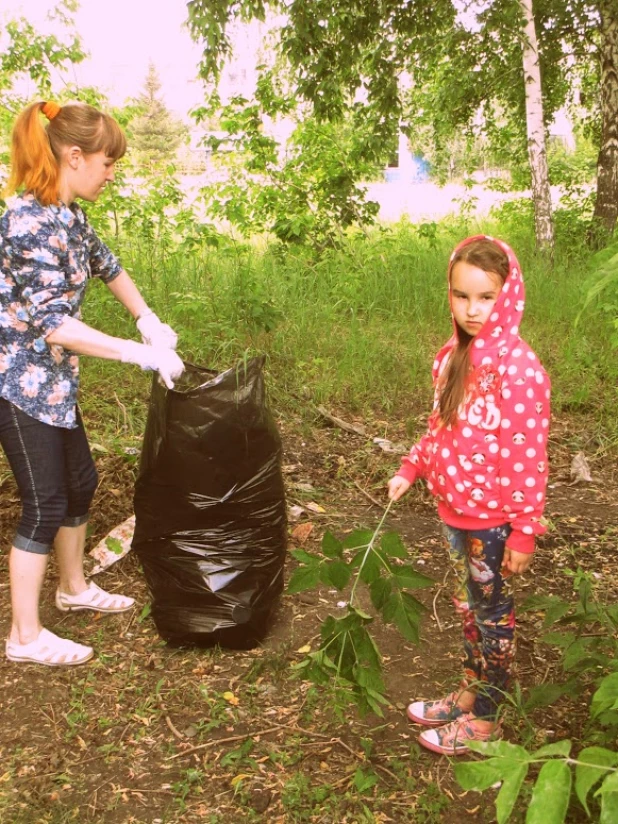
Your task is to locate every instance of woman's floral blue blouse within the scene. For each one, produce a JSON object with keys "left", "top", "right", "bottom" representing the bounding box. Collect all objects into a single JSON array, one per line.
[{"left": 0, "top": 193, "right": 122, "bottom": 428}]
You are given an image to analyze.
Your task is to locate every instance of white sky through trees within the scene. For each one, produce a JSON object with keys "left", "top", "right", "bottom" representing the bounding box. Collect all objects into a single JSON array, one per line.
[{"left": 2, "top": 0, "right": 205, "bottom": 119}]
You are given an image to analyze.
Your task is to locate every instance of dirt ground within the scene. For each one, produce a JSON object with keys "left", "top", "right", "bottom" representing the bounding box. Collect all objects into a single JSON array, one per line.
[{"left": 0, "top": 408, "right": 617, "bottom": 823}]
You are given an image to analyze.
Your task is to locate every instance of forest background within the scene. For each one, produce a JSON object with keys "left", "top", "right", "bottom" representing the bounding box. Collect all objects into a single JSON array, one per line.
[{"left": 1, "top": 1, "right": 618, "bottom": 822}]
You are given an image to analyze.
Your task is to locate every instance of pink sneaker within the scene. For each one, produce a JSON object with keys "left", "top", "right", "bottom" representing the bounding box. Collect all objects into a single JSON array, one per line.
[
  {"left": 407, "top": 692, "right": 467, "bottom": 727},
  {"left": 418, "top": 713, "right": 502, "bottom": 756}
]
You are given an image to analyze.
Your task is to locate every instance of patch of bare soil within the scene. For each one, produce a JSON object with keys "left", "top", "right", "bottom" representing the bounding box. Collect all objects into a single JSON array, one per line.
[{"left": 0, "top": 411, "right": 616, "bottom": 823}]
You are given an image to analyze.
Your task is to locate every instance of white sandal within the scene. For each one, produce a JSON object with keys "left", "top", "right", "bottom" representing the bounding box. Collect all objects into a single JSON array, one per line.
[
  {"left": 6, "top": 628, "right": 93, "bottom": 666},
  {"left": 55, "top": 581, "right": 135, "bottom": 614}
]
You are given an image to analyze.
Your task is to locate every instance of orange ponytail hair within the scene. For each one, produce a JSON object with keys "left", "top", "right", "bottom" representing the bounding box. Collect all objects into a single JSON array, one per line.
[
  {"left": 7, "top": 102, "right": 60, "bottom": 206},
  {"left": 5, "top": 100, "right": 127, "bottom": 207}
]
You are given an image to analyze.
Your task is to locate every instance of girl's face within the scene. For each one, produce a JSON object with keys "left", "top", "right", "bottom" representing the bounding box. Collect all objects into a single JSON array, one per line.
[{"left": 450, "top": 261, "right": 503, "bottom": 336}]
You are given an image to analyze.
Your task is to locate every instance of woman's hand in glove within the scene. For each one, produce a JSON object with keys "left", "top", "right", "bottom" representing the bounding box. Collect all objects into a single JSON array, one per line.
[
  {"left": 120, "top": 340, "right": 185, "bottom": 389},
  {"left": 136, "top": 311, "right": 178, "bottom": 350}
]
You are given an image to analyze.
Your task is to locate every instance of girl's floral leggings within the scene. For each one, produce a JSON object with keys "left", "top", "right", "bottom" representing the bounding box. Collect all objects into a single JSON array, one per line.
[{"left": 444, "top": 523, "right": 515, "bottom": 719}]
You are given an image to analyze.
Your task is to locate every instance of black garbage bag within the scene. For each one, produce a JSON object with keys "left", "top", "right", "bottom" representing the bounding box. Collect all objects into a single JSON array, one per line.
[{"left": 132, "top": 356, "right": 287, "bottom": 649}]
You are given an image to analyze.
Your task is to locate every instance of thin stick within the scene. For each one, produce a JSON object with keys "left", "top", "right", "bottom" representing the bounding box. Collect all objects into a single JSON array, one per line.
[
  {"left": 432, "top": 567, "right": 451, "bottom": 632},
  {"left": 332, "top": 737, "right": 360, "bottom": 759},
  {"left": 167, "top": 723, "right": 289, "bottom": 760},
  {"left": 432, "top": 585, "right": 444, "bottom": 632},
  {"left": 120, "top": 609, "right": 137, "bottom": 638},
  {"left": 374, "top": 762, "right": 400, "bottom": 782},
  {"left": 116, "top": 788, "right": 174, "bottom": 795},
  {"left": 156, "top": 695, "right": 185, "bottom": 740},
  {"left": 113, "top": 392, "right": 128, "bottom": 430},
  {"left": 316, "top": 406, "right": 367, "bottom": 437},
  {"left": 350, "top": 477, "right": 386, "bottom": 510}
]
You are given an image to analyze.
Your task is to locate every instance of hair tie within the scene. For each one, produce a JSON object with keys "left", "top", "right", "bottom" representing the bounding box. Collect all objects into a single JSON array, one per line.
[{"left": 42, "top": 101, "right": 61, "bottom": 121}]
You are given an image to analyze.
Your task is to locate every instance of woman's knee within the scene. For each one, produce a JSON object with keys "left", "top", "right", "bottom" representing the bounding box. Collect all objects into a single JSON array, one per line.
[
  {"left": 16, "top": 488, "right": 69, "bottom": 553},
  {"left": 82, "top": 461, "right": 99, "bottom": 502},
  {"left": 66, "top": 462, "right": 98, "bottom": 517}
]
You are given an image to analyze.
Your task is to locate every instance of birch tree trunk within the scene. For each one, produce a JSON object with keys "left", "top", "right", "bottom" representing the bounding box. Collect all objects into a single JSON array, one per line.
[
  {"left": 591, "top": 0, "right": 618, "bottom": 240},
  {"left": 520, "top": 0, "right": 555, "bottom": 253}
]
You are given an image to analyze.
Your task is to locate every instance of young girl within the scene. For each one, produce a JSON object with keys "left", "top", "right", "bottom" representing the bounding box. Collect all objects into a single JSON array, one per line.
[
  {"left": 388, "top": 235, "right": 550, "bottom": 755},
  {"left": 1, "top": 100, "right": 185, "bottom": 666}
]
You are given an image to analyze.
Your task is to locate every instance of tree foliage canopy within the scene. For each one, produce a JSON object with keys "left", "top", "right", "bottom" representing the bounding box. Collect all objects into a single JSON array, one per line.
[
  {"left": 187, "top": 0, "right": 616, "bottom": 239},
  {"left": 0, "top": 0, "right": 86, "bottom": 143}
]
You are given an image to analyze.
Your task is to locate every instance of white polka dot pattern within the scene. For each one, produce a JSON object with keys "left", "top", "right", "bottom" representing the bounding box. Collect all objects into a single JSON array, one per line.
[{"left": 396, "top": 234, "right": 550, "bottom": 555}]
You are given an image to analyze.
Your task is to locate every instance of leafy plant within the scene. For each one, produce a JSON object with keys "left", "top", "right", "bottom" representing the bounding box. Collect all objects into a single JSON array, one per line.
[
  {"left": 288, "top": 501, "right": 433, "bottom": 716},
  {"left": 580, "top": 241, "right": 618, "bottom": 349},
  {"left": 454, "top": 569, "right": 618, "bottom": 822},
  {"left": 456, "top": 737, "right": 618, "bottom": 823}
]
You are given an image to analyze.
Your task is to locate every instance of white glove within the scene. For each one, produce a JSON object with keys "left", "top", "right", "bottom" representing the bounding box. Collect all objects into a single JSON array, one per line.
[
  {"left": 120, "top": 340, "right": 185, "bottom": 390},
  {"left": 136, "top": 311, "right": 178, "bottom": 350}
]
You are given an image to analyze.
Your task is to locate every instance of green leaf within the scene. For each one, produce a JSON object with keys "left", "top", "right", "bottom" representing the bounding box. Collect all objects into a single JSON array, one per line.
[
  {"left": 364, "top": 689, "right": 388, "bottom": 717},
  {"left": 601, "top": 791, "right": 618, "bottom": 824},
  {"left": 595, "top": 769, "right": 618, "bottom": 795},
  {"left": 563, "top": 638, "right": 599, "bottom": 672},
  {"left": 290, "top": 548, "right": 319, "bottom": 566},
  {"left": 526, "top": 760, "right": 571, "bottom": 824},
  {"left": 524, "top": 681, "right": 579, "bottom": 711},
  {"left": 358, "top": 549, "right": 382, "bottom": 585},
  {"left": 380, "top": 531, "right": 408, "bottom": 559},
  {"left": 393, "top": 565, "right": 435, "bottom": 590},
  {"left": 592, "top": 675, "right": 618, "bottom": 720},
  {"left": 522, "top": 594, "right": 563, "bottom": 612},
  {"left": 543, "top": 601, "right": 575, "bottom": 627},
  {"left": 532, "top": 741, "right": 572, "bottom": 759},
  {"left": 349, "top": 623, "right": 381, "bottom": 669},
  {"left": 365, "top": 686, "right": 389, "bottom": 705},
  {"left": 456, "top": 753, "right": 530, "bottom": 822},
  {"left": 137, "top": 601, "right": 152, "bottom": 623},
  {"left": 321, "top": 530, "right": 343, "bottom": 559},
  {"left": 370, "top": 578, "right": 391, "bottom": 610},
  {"left": 343, "top": 529, "right": 373, "bottom": 551},
  {"left": 576, "top": 747, "right": 618, "bottom": 816},
  {"left": 604, "top": 605, "right": 618, "bottom": 628},
  {"left": 353, "top": 767, "right": 379, "bottom": 794},
  {"left": 349, "top": 605, "right": 373, "bottom": 622},
  {"left": 596, "top": 771, "right": 618, "bottom": 824},
  {"left": 381, "top": 591, "right": 424, "bottom": 644},
  {"left": 454, "top": 758, "right": 503, "bottom": 791},
  {"left": 496, "top": 763, "right": 529, "bottom": 824},
  {"left": 320, "top": 559, "right": 351, "bottom": 590},
  {"left": 353, "top": 663, "right": 385, "bottom": 693},
  {"left": 287, "top": 565, "right": 321, "bottom": 594},
  {"left": 522, "top": 594, "right": 573, "bottom": 627},
  {"left": 401, "top": 591, "right": 428, "bottom": 618},
  {"left": 467, "top": 740, "right": 531, "bottom": 760},
  {"left": 539, "top": 631, "right": 577, "bottom": 649}
]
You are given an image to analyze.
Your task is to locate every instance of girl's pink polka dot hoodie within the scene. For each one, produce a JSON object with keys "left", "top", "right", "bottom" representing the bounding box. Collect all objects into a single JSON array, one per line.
[{"left": 397, "top": 235, "right": 551, "bottom": 554}]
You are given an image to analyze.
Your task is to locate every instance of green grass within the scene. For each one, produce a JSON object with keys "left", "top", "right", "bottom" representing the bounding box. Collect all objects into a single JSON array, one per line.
[{"left": 79, "top": 207, "right": 618, "bottom": 451}]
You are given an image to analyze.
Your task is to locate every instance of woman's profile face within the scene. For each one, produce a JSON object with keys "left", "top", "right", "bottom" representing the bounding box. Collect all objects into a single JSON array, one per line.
[
  {"left": 67, "top": 149, "right": 116, "bottom": 203},
  {"left": 450, "top": 261, "right": 503, "bottom": 336}
]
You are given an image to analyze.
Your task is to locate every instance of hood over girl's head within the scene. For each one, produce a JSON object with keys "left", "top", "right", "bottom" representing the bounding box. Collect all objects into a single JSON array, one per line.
[
  {"left": 438, "top": 235, "right": 525, "bottom": 425},
  {"left": 450, "top": 237, "right": 510, "bottom": 282}
]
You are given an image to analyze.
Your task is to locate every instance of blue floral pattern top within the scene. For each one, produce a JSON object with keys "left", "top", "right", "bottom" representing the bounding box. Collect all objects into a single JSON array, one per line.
[{"left": 0, "top": 193, "right": 122, "bottom": 428}]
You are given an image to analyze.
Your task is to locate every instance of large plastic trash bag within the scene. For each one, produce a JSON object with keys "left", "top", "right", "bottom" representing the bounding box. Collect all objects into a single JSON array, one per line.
[{"left": 132, "top": 356, "right": 287, "bottom": 649}]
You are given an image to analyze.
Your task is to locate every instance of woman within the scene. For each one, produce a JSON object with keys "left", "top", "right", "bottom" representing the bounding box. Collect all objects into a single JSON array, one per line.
[{"left": 1, "top": 100, "right": 185, "bottom": 666}]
